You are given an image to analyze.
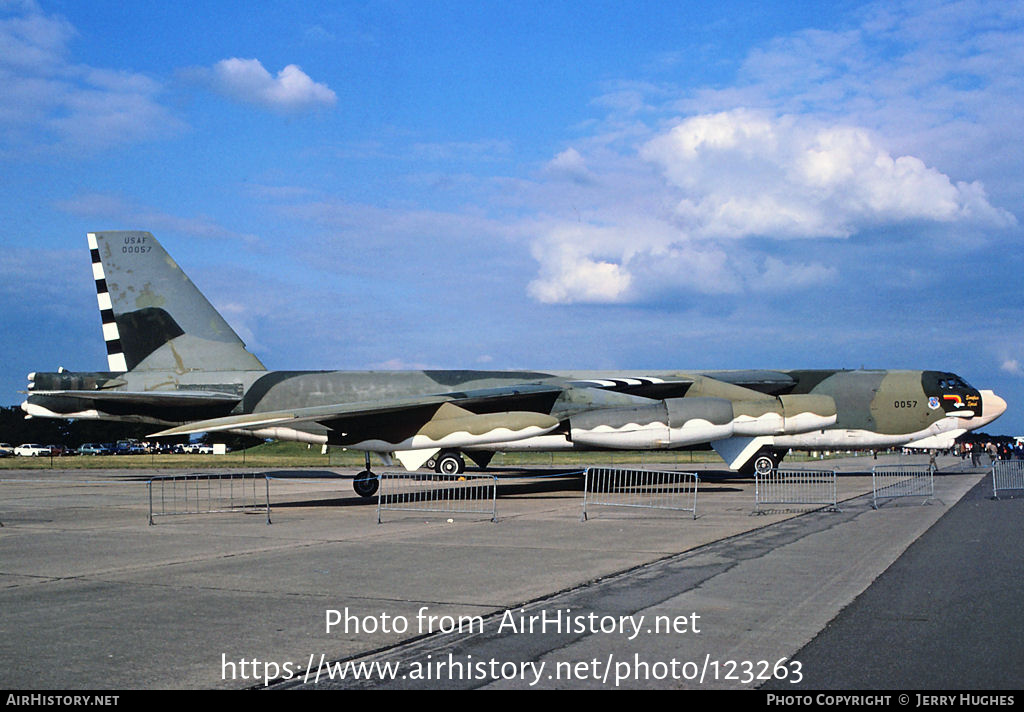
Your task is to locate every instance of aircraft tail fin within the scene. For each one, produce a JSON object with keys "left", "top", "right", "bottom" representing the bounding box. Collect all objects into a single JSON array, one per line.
[{"left": 88, "top": 231, "right": 266, "bottom": 373}]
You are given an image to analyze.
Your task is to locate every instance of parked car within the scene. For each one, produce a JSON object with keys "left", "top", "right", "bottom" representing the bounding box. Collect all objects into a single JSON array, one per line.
[
  {"left": 0, "top": 443, "right": 13, "bottom": 457},
  {"left": 14, "top": 444, "right": 51, "bottom": 457},
  {"left": 114, "top": 440, "right": 146, "bottom": 455},
  {"left": 77, "top": 443, "right": 112, "bottom": 456},
  {"left": 148, "top": 442, "right": 178, "bottom": 454}
]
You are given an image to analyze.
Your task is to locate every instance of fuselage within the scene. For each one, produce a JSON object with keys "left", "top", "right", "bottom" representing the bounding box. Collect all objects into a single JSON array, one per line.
[{"left": 22, "top": 367, "right": 1005, "bottom": 461}]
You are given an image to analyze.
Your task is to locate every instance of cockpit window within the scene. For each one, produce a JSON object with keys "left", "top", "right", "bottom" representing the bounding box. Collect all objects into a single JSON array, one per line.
[
  {"left": 923, "top": 371, "right": 976, "bottom": 394},
  {"left": 940, "top": 375, "right": 972, "bottom": 390}
]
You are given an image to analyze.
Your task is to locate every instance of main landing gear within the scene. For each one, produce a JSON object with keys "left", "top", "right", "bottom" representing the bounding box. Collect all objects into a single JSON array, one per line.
[
  {"left": 353, "top": 451, "right": 379, "bottom": 498},
  {"left": 425, "top": 449, "right": 466, "bottom": 475},
  {"left": 352, "top": 448, "right": 480, "bottom": 497},
  {"left": 746, "top": 447, "right": 784, "bottom": 476}
]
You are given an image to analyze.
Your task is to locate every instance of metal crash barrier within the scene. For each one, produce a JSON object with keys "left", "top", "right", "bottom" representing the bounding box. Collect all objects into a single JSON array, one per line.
[
  {"left": 992, "top": 460, "right": 1024, "bottom": 499},
  {"left": 754, "top": 469, "right": 838, "bottom": 513},
  {"left": 148, "top": 473, "right": 270, "bottom": 525},
  {"left": 872, "top": 465, "right": 934, "bottom": 508},
  {"left": 580, "top": 467, "right": 698, "bottom": 521},
  {"left": 376, "top": 473, "right": 499, "bottom": 523}
]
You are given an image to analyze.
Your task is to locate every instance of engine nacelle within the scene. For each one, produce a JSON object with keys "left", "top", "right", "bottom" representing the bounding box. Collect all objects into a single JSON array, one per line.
[
  {"left": 730, "top": 394, "right": 837, "bottom": 436},
  {"left": 569, "top": 395, "right": 836, "bottom": 449}
]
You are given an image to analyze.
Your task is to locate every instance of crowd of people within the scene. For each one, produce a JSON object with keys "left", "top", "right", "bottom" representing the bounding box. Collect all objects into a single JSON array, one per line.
[{"left": 954, "top": 440, "right": 1024, "bottom": 466}]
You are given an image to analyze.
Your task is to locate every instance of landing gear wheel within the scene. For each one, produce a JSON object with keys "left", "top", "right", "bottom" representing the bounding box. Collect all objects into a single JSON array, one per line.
[
  {"left": 353, "top": 470, "right": 379, "bottom": 498},
  {"left": 435, "top": 451, "right": 465, "bottom": 475},
  {"left": 752, "top": 450, "right": 781, "bottom": 476}
]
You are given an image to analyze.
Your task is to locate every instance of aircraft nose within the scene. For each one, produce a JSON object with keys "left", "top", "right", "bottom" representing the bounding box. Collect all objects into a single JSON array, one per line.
[{"left": 979, "top": 390, "right": 1007, "bottom": 424}]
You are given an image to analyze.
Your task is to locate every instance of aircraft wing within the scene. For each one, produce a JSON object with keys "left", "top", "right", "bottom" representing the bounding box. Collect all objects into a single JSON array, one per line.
[
  {"left": 26, "top": 390, "right": 242, "bottom": 407},
  {"left": 149, "top": 383, "right": 567, "bottom": 449}
]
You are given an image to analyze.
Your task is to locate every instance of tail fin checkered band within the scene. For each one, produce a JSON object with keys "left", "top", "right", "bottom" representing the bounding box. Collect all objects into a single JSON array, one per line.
[{"left": 88, "top": 233, "right": 128, "bottom": 372}]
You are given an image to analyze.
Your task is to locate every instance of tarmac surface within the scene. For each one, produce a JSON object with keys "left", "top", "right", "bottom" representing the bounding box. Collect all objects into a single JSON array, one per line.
[
  {"left": 763, "top": 472, "right": 1024, "bottom": 691},
  {"left": 0, "top": 454, "right": 1017, "bottom": 690}
]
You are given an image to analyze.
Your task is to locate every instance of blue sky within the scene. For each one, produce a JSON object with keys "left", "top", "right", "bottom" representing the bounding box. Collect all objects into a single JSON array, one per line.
[{"left": 2, "top": 0, "right": 1022, "bottom": 434}]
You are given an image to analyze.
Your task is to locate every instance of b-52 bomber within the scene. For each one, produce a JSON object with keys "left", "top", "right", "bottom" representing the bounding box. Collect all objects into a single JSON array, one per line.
[{"left": 22, "top": 231, "right": 1007, "bottom": 496}]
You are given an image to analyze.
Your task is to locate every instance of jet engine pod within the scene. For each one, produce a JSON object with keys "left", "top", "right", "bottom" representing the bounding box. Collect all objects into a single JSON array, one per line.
[
  {"left": 778, "top": 394, "right": 838, "bottom": 433},
  {"left": 569, "top": 397, "right": 736, "bottom": 449},
  {"left": 662, "top": 396, "right": 736, "bottom": 445},
  {"left": 724, "top": 394, "right": 837, "bottom": 436},
  {"left": 569, "top": 402, "right": 671, "bottom": 449},
  {"left": 568, "top": 394, "right": 837, "bottom": 449}
]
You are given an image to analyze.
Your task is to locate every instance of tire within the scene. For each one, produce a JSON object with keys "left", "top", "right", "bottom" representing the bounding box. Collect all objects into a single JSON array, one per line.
[
  {"left": 436, "top": 452, "right": 465, "bottom": 475},
  {"left": 353, "top": 471, "right": 379, "bottom": 498},
  {"left": 752, "top": 451, "right": 779, "bottom": 476}
]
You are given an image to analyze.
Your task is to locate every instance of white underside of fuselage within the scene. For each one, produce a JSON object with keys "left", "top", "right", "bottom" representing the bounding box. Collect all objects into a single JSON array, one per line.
[
  {"left": 348, "top": 424, "right": 557, "bottom": 453},
  {"left": 468, "top": 415, "right": 971, "bottom": 467},
  {"left": 773, "top": 415, "right": 967, "bottom": 449}
]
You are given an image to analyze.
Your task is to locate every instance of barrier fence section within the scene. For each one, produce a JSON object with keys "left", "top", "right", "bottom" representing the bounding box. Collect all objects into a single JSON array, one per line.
[
  {"left": 992, "top": 460, "right": 1024, "bottom": 499},
  {"left": 871, "top": 465, "right": 934, "bottom": 508},
  {"left": 376, "top": 473, "right": 498, "bottom": 523},
  {"left": 148, "top": 473, "right": 270, "bottom": 525},
  {"left": 580, "top": 467, "right": 699, "bottom": 521},
  {"left": 754, "top": 469, "right": 838, "bottom": 513}
]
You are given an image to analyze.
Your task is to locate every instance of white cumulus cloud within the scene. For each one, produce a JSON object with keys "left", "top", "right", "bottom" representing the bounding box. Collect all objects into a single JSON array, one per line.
[
  {"left": 527, "top": 225, "right": 634, "bottom": 304},
  {"left": 210, "top": 58, "right": 336, "bottom": 113},
  {"left": 0, "top": 3, "right": 183, "bottom": 154},
  {"left": 545, "top": 147, "right": 593, "bottom": 184},
  {"left": 523, "top": 109, "right": 1012, "bottom": 305},
  {"left": 640, "top": 109, "right": 1016, "bottom": 240}
]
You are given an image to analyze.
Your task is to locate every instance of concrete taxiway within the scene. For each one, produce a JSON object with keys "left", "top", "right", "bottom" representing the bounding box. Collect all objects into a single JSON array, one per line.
[{"left": 0, "top": 455, "right": 1010, "bottom": 689}]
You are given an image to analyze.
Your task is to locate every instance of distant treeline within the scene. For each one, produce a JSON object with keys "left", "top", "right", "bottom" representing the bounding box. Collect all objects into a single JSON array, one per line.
[{"left": 955, "top": 431, "right": 1021, "bottom": 445}]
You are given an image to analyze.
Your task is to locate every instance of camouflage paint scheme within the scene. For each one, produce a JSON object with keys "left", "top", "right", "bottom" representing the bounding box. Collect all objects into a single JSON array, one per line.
[{"left": 22, "top": 232, "right": 1007, "bottom": 495}]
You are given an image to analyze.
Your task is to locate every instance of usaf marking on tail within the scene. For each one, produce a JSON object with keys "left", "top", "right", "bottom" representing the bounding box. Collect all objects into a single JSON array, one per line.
[{"left": 21, "top": 232, "right": 1007, "bottom": 497}]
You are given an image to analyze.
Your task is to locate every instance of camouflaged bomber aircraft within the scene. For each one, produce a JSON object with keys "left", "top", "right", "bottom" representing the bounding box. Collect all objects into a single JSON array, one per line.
[{"left": 22, "top": 231, "right": 1007, "bottom": 497}]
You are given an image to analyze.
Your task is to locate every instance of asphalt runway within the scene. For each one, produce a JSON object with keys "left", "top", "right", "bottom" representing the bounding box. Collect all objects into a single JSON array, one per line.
[
  {"left": 0, "top": 454, "right": 1013, "bottom": 690},
  {"left": 762, "top": 476, "right": 1024, "bottom": 690}
]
